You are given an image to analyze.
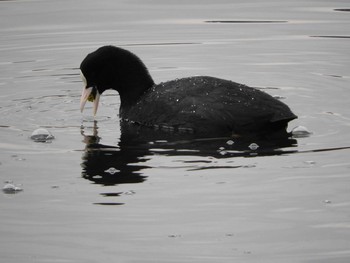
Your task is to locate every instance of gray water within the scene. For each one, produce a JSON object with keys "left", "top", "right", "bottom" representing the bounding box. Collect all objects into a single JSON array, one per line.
[{"left": 1, "top": 0, "right": 350, "bottom": 262}]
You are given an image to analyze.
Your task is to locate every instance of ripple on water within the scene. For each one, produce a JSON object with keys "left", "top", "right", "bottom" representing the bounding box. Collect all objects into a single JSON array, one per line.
[
  {"left": 310, "top": 35, "right": 350, "bottom": 39},
  {"left": 205, "top": 20, "right": 288, "bottom": 24},
  {"left": 334, "top": 9, "right": 350, "bottom": 12}
]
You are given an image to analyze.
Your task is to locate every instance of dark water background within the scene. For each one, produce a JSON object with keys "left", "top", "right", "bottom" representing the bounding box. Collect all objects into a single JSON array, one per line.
[{"left": 1, "top": 0, "right": 350, "bottom": 262}]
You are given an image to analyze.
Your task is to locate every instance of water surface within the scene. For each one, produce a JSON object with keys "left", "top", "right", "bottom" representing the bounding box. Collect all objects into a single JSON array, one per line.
[{"left": 1, "top": 0, "right": 350, "bottom": 262}]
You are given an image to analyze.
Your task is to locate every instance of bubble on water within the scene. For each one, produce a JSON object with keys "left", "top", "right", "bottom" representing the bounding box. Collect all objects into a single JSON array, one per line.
[
  {"left": 219, "top": 150, "right": 227, "bottom": 156},
  {"left": 226, "top": 140, "right": 234, "bottom": 145},
  {"left": 11, "top": 155, "right": 26, "bottom": 161},
  {"left": 104, "top": 167, "right": 119, "bottom": 175},
  {"left": 248, "top": 143, "right": 259, "bottom": 150},
  {"left": 217, "top": 146, "right": 227, "bottom": 155},
  {"left": 30, "top": 128, "right": 55, "bottom": 142},
  {"left": 292, "top": 126, "right": 312, "bottom": 138},
  {"left": 304, "top": 160, "right": 316, "bottom": 165},
  {"left": 3, "top": 182, "right": 23, "bottom": 194}
]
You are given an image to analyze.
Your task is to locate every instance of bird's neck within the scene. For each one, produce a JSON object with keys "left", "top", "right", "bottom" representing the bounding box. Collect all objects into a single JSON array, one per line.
[{"left": 118, "top": 75, "right": 154, "bottom": 113}]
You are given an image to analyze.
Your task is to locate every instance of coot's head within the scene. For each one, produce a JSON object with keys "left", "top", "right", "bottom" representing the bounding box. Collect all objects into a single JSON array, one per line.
[{"left": 80, "top": 46, "right": 154, "bottom": 115}]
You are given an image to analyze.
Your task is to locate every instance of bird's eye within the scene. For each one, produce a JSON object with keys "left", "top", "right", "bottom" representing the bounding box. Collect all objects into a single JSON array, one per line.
[{"left": 80, "top": 70, "right": 87, "bottom": 86}]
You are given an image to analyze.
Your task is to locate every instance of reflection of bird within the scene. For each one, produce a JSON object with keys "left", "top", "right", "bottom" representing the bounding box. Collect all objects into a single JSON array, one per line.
[
  {"left": 80, "top": 120, "right": 297, "bottom": 187},
  {"left": 80, "top": 121, "right": 148, "bottom": 186},
  {"left": 80, "top": 46, "right": 297, "bottom": 138}
]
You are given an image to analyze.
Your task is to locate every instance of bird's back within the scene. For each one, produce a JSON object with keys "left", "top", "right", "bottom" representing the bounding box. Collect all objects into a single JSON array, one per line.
[{"left": 122, "top": 76, "right": 297, "bottom": 136}]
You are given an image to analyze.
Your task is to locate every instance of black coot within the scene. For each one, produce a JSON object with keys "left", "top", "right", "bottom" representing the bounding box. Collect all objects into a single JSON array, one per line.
[{"left": 80, "top": 46, "right": 297, "bottom": 137}]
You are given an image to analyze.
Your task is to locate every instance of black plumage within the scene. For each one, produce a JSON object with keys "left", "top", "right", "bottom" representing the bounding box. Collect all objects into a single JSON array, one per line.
[{"left": 80, "top": 46, "right": 297, "bottom": 137}]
